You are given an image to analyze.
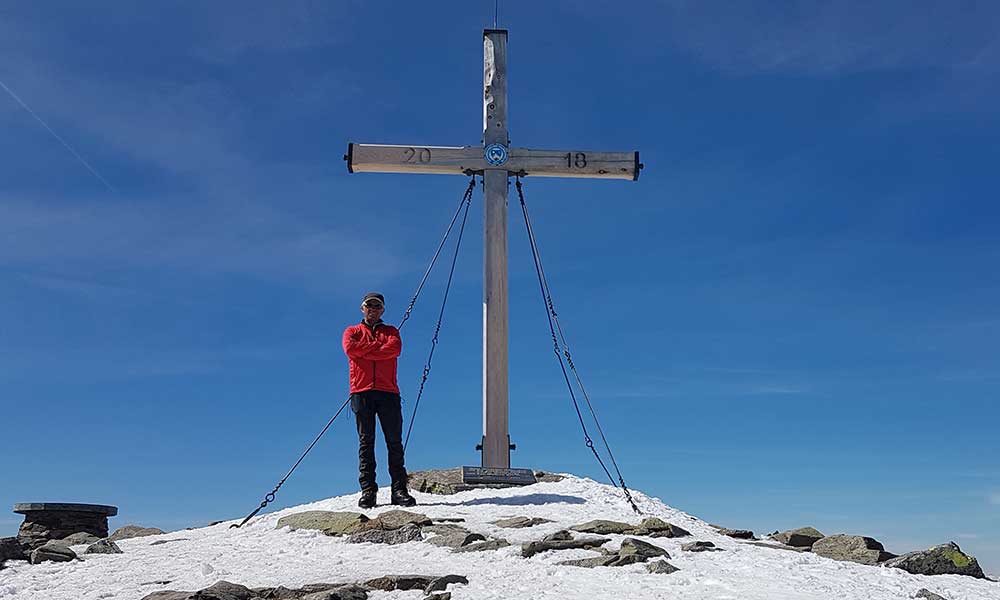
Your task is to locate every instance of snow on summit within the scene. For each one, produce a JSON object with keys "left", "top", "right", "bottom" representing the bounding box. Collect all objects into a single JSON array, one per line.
[{"left": 1, "top": 474, "right": 997, "bottom": 600}]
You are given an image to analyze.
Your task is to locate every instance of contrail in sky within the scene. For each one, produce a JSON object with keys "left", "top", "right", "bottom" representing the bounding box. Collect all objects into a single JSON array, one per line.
[{"left": 0, "top": 77, "right": 117, "bottom": 193}]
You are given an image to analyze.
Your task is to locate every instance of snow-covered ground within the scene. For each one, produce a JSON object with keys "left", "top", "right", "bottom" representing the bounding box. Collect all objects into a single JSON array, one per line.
[{"left": 1, "top": 474, "right": 997, "bottom": 600}]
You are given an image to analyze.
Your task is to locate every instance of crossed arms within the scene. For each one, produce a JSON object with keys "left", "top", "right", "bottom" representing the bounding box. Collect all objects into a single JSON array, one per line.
[{"left": 342, "top": 325, "right": 401, "bottom": 361}]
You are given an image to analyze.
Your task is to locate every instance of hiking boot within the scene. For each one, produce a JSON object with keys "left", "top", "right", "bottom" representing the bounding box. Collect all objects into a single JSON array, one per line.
[
  {"left": 390, "top": 488, "right": 416, "bottom": 507},
  {"left": 358, "top": 489, "right": 377, "bottom": 509}
]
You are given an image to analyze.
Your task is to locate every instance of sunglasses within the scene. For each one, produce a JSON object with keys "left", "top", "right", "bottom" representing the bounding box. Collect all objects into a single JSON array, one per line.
[{"left": 363, "top": 302, "right": 384, "bottom": 309}]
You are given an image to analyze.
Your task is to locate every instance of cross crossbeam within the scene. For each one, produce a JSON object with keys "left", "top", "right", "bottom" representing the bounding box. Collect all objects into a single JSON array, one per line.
[
  {"left": 346, "top": 29, "right": 640, "bottom": 471},
  {"left": 347, "top": 143, "right": 640, "bottom": 180}
]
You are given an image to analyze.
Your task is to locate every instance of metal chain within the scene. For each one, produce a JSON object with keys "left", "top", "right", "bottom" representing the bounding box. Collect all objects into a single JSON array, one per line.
[
  {"left": 515, "top": 177, "right": 642, "bottom": 515},
  {"left": 230, "top": 395, "right": 352, "bottom": 529},
  {"left": 404, "top": 175, "right": 476, "bottom": 449}
]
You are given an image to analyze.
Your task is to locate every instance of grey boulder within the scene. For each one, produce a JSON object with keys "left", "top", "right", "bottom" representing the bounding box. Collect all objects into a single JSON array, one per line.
[
  {"left": 423, "top": 574, "right": 468, "bottom": 594},
  {"left": 914, "top": 589, "right": 947, "bottom": 600},
  {"left": 30, "top": 540, "right": 77, "bottom": 564},
  {"left": 491, "top": 516, "right": 552, "bottom": 528},
  {"left": 569, "top": 520, "right": 634, "bottom": 535},
  {"left": 812, "top": 534, "right": 894, "bottom": 566},
  {"left": 632, "top": 517, "right": 691, "bottom": 538},
  {"left": 0, "top": 537, "right": 27, "bottom": 562},
  {"left": 716, "top": 527, "right": 755, "bottom": 539},
  {"left": 85, "top": 539, "right": 123, "bottom": 554},
  {"left": 619, "top": 538, "right": 670, "bottom": 561},
  {"left": 770, "top": 527, "right": 824, "bottom": 548},
  {"left": 108, "top": 525, "right": 165, "bottom": 542},
  {"left": 681, "top": 541, "right": 722, "bottom": 552},
  {"left": 347, "top": 523, "right": 422, "bottom": 545},
  {"left": 646, "top": 559, "right": 681, "bottom": 574},
  {"left": 300, "top": 585, "right": 368, "bottom": 600},
  {"left": 426, "top": 531, "right": 486, "bottom": 549},
  {"left": 60, "top": 532, "right": 102, "bottom": 546},
  {"left": 357, "top": 510, "right": 432, "bottom": 531},
  {"left": 558, "top": 537, "right": 669, "bottom": 568},
  {"left": 522, "top": 533, "right": 610, "bottom": 558},
  {"left": 452, "top": 539, "right": 510, "bottom": 552},
  {"left": 364, "top": 575, "right": 434, "bottom": 591},
  {"left": 882, "top": 542, "right": 985, "bottom": 579},
  {"left": 275, "top": 511, "right": 369, "bottom": 536}
]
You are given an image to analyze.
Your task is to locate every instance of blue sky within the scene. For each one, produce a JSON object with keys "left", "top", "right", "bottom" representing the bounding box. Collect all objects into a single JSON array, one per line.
[{"left": 2, "top": 0, "right": 998, "bottom": 574}]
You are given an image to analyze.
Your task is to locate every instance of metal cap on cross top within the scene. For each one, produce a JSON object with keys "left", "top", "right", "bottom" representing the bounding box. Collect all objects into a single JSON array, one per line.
[{"left": 345, "top": 28, "right": 640, "bottom": 482}]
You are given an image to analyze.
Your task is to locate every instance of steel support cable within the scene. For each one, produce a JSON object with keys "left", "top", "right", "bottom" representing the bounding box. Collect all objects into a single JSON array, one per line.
[
  {"left": 515, "top": 177, "right": 642, "bottom": 514},
  {"left": 230, "top": 396, "right": 351, "bottom": 529},
  {"left": 232, "top": 176, "right": 478, "bottom": 529},
  {"left": 404, "top": 176, "right": 476, "bottom": 450}
]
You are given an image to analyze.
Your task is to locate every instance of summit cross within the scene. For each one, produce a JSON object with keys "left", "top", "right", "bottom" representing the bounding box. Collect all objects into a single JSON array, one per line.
[{"left": 346, "top": 29, "right": 641, "bottom": 474}]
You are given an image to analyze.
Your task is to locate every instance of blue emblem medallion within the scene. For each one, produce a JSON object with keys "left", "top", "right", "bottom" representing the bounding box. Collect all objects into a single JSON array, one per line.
[{"left": 484, "top": 143, "right": 509, "bottom": 166}]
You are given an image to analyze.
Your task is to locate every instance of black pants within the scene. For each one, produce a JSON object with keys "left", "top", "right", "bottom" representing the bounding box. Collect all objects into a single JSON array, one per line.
[{"left": 351, "top": 390, "right": 407, "bottom": 492}]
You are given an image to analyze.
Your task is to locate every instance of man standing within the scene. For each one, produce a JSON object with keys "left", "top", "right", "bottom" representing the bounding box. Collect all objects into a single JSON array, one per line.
[{"left": 342, "top": 292, "right": 417, "bottom": 509}]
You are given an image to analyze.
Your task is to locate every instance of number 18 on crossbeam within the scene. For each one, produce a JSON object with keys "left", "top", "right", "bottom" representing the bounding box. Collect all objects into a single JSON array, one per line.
[{"left": 346, "top": 29, "right": 641, "bottom": 476}]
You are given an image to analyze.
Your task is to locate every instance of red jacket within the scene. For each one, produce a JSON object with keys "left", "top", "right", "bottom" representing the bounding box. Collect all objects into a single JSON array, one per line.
[{"left": 342, "top": 320, "right": 402, "bottom": 394}]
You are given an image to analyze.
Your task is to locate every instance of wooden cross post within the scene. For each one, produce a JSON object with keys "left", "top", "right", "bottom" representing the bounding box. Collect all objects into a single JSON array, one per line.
[{"left": 346, "top": 29, "right": 640, "bottom": 480}]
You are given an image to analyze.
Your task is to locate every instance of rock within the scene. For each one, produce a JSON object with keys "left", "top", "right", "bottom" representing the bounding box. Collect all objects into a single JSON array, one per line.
[
  {"left": 60, "top": 531, "right": 102, "bottom": 546},
  {"left": 745, "top": 540, "right": 811, "bottom": 553},
  {"left": 150, "top": 539, "right": 188, "bottom": 546},
  {"left": 364, "top": 575, "right": 434, "bottom": 591},
  {"left": 30, "top": 540, "right": 77, "bottom": 564},
  {"left": 358, "top": 510, "right": 431, "bottom": 531},
  {"left": 491, "top": 516, "right": 552, "bottom": 528},
  {"left": 533, "top": 471, "right": 566, "bottom": 483},
  {"left": 190, "top": 580, "right": 255, "bottom": 600},
  {"left": 423, "top": 574, "right": 468, "bottom": 593},
  {"left": 85, "top": 539, "right": 123, "bottom": 554},
  {"left": 914, "top": 589, "right": 947, "bottom": 600},
  {"left": 811, "top": 534, "right": 894, "bottom": 566},
  {"left": 300, "top": 585, "right": 368, "bottom": 600},
  {"left": 422, "top": 524, "right": 471, "bottom": 535},
  {"left": 618, "top": 538, "right": 670, "bottom": 560},
  {"left": 681, "top": 541, "right": 722, "bottom": 552},
  {"left": 0, "top": 537, "right": 27, "bottom": 562},
  {"left": 629, "top": 518, "right": 691, "bottom": 538},
  {"left": 108, "top": 525, "right": 165, "bottom": 542},
  {"left": 347, "top": 523, "right": 423, "bottom": 545},
  {"left": 452, "top": 539, "right": 510, "bottom": 552},
  {"left": 542, "top": 530, "right": 574, "bottom": 542},
  {"left": 716, "top": 527, "right": 755, "bottom": 539},
  {"left": 141, "top": 592, "right": 192, "bottom": 600},
  {"left": 408, "top": 468, "right": 564, "bottom": 495},
  {"left": 255, "top": 583, "right": 363, "bottom": 600},
  {"left": 425, "top": 531, "right": 487, "bottom": 549},
  {"left": 646, "top": 559, "right": 680, "bottom": 574},
  {"left": 570, "top": 520, "right": 634, "bottom": 535},
  {"left": 630, "top": 517, "right": 690, "bottom": 537},
  {"left": 770, "top": 527, "right": 824, "bottom": 548},
  {"left": 275, "top": 511, "right": 369, "bottom": 536},
  {"left": 882, "top": 542, "right": 985, "bottom": 579},
  {"left": 522, "top": 535, "right": 610, "bottom": 558},
  {"left": 557, "top": 539, "right": 666, "bottom": 568},
  {"left": 557, "top": 555, "right": 622, "bottom": 568}
]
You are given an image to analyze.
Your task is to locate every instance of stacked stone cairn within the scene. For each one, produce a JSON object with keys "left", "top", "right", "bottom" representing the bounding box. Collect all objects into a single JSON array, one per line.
[{"left": 0, "top": 502, "right": 162, "bottom": 568}]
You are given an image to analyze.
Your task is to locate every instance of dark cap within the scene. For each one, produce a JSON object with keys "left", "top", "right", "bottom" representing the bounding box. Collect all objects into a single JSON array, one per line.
[{"left": 361, "top": 292, "right": 385, "bottom": 305}]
